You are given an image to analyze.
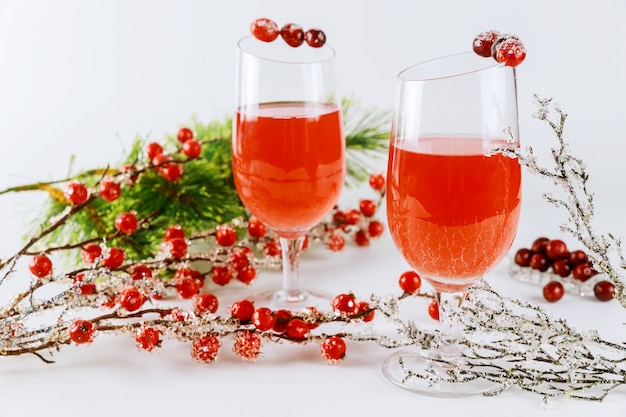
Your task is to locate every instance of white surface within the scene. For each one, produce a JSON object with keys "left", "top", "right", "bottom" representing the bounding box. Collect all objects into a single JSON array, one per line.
[{"left": 1, "top": 0, "right": 626, "bottom": 416}]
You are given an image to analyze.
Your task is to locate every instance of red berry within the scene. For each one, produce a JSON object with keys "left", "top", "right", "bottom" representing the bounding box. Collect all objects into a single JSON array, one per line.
[
  {"left": 568, "top": 250, "right": 588, "bottom": 266},
  {"left": 345, "top": 209, "right": 361, "bottom": 225},
  {"left": 114, "top": 211, "right": 138, "bottom": 235},
  {"left": 73, "top": 273, "right": 95, "bottom": 295},
  {"left": 368, "top": 173, "right": 385, "bottom": 191},
  {"left": 594, "top": 281, "right": 615, "bottom": 302},
  {"left": 531, "top": 237, "right": 550, "bottom": 254},
  {"left": 81, "top": 243, "right": 102, "bottom": 265},
  {"left": 280, "top": 23, "right": 304, "bottom": 47},
  {"left": 119, "top": 286, "right": 146, "bottom": 311},
  {"left": 130, "top": 263, "right": 152, "bottom": 281},
  {"left": 264, "top": 239, "right": 282, "bottom": 257},
  {"left": 236, "top": 266, "right": 257, "bottom": 285},
  {"left": 285, "top": 319, "right": 309, "bottom": 339},
  {"left": 163, "top": 224, "right": 185, "bottom": 241},
  {"left": 145, "top": 142, "right": 163, "bottom": 159},
  {"left": 572, "top": 262, "right": 594, "bottom": 282},
  {"left": 99, "top": 179, "right": 121, "bottom": 202},
  {"left": 247, "top": 217, "right": 266, "bottom": 239},
  {"left": 177, "top": 127, "right": 194, "bottom": 143},
  {"left": 250, "top": 18, "right": 279, "bottom": 42},
  {"left": 353, "top": 230, "right": 370, "bottom": 247},
  {"left": 161, "top": 162, "right": 184, "bottom": 182},
  {"left": 211, "top": 266, "right": 233, "bottom": 286},
  {"left": 321, "top": 336, "right": 346, "bottom": 364},
  {"left": 194, "top": 293, "right": 219, "bottom": 315},
  {"left": 427, "top": 300, "right": 439, "bottom": 321},
  {"left": 545, "top": 239, "right": 568, "bottom": 260},
  {"left": 252, "top": 307, "right": 276, "bottom": 331},
  {"left": 29, "top": 254, "right": 53, "bottom": 278},
  {"left": 272, "top": 309, "right": 292, "bottom": 333},
  {"left": 102, "top": 247, "right": 125, "bottom": 268},
  {"left": 514, "top": 248, "right": 532, "bottom": 267},
  {"left": 182, "top": 139, "right": 201, "bottom": 158},
  {"left": 368, "top": 221, "right": 384, "bottom": 238},
  {"left": 472, "top": 30, "right": 501, "bottom": 57},
  {"left": 359, "top": 199, "right": 377, "bottom": 217},
  {"left": 495, "top": 37, "right": 526, "bottom": 67},
  {"left": 332, "top": 293, "right": 359, "bottom": 316},
  {"left": 215, "top": 224, "right": 238, "bottom": 247},
  {"left": 529, "top": 253, "right": 550, "bottom": 272},
  {"left": 229, "top": 299, "right": 255, "bottom": 322},
  {"left": 164, "top": 237, "right": 188, "bottom": 259},
  {"left": 551, "top": 259, "right": 572, "bottom": 278},
  {"left": 326, "top": 233, "right": 345, "bottom": 252},
  {"left": 229, "top": 247, "right": 252, "bottom": 272},
  {"left": 304, "top": 28, "right": 326, "bottom": 48},
  {"left": 233, "top": 331, "right": 262, "bottom": 360},
  {"left": 176, "top": 277, "right": 200, "bottom": 299},
  {"left": 69, "top": 319, "right": 96, "bottom": 344},
  {"left": 64, "top": 181, "right": 89, "bottom": 205},
  {"left": 121, "top": 164, "right": 139, "bottom": 183},
  {"left": 543, "top": 281, "right": 564, "bottom": 302},
  {"left": 332, "top": 210, "right": 347, "bottom": 225},
  {"left": 398, "top": 270, "right": 422, "bottom": 294},
  {"left": 135, "top": 325, "right": 162, "bottom": 352},
  {"left": 151, "top": 153, "right": 171, "bottom": 169},
  {"left": 191, "top": 334, "right": 221, "bottom": 363},
  {"left": 357, "top": 301, "right": 375, "bottom": 322}
]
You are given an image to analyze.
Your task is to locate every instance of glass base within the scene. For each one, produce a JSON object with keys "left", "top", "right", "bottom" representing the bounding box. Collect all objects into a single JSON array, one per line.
[
  {"left": 381, "top": 348, "right": 498, "bottom": 397},
  {"left": 248, "top": 288, "right": 333, "bottom": 312}
]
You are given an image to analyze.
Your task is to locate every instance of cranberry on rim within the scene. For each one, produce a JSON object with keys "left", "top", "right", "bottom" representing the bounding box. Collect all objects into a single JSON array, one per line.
[{"left": 250, "top": 18, "right": 279, "bottom": 42}]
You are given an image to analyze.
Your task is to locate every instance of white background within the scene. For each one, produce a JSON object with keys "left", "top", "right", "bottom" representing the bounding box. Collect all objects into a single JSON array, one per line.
[{"left": 1, "top": 1, "right": 626, "bottom": 416}]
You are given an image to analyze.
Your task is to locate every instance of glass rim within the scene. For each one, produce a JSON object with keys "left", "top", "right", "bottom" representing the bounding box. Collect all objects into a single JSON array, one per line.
[
  {"left": 398, "top": 51, "right": 506, "bottom": 82},
  {"left": 237, "top": 35, "right": 336, "bottom": 65}
]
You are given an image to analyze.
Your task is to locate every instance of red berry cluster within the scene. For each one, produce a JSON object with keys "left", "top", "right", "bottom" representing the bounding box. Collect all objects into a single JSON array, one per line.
[
  {"left": 144, "top": 127, "right": 201, "bottom": 182},
  {"left": 514, "top": 237, "right": 615, "bottom": 302},
  {"left": 472, "top": 30, "right": 526, "bottom": 67},
  {"left": 250, "top": 18, "right": 326, "bottom": 48}
]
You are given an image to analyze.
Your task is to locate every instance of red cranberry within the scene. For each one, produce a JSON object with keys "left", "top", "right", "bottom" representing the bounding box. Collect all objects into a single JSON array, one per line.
[
  {"left": 543, "top": 281, "right": 564, "bottom": 302},
  {"left": 529, "top": 253, "right": 550, "bottom": 272},
  {"left": 514, "top": 248, "right": 532, "bottom": 267},
  {"left": 594, "top": 281, "right": 615, "bottom": 301}
]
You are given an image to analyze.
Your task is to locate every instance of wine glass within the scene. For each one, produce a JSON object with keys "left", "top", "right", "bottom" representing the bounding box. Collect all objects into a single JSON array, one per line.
[
  {"left": 232, "top": 36, "right": 344, "bottom": 309},
  {"left": 381, "top": 51, "right": 522, "bottom": 396}
]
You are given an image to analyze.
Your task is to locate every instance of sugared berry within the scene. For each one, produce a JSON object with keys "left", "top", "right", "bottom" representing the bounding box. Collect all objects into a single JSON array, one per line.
[
  {"left": 368, "top": 173, "right": 385, "bottom": 191},
  {"left": 252, "top": 307, "right": 276, "bottom": 331},
  {"left": 69, "top": 319, "right": 96, "bottom": 345},
  {"left": 99, "top": 179, "right": 121, "bottom": 202},
  {"left": 233, "top": 331, "right": 262, "bottom": 361},
  {"left": 64, "top": 181, "right": 89, "bottom": 205},
  {"left": 102, "top": 247, "right": 125, "bottom": 268},
  {"left": 594, "top": 281, "right": 615, "bottom": 302},
  {"left": 215, "top": 224, "right": 238, "bottom": 247},
  {"left": 398, "top": 270, "right": 422, "bottom": 294},
  {"left": 135, "top": 325, "right": 162, "bottom": 352},
  {"left": 191, "top": 334, "right": 221, "bottom": 363},
  {"left": 81, "top": 243, "right": 102, "bottom": 265},
  {"left": 211, "top": 266, "right": 233, "bottom": 286},
  {"left": 177, "top": 127, "right": 194, "bottom": 143},
  {"left": 194, "top": 293, "right": 219, "bottom": 315},
  {"left": 73, "top": 273, "right": 95, "bottom": 295},
  {"left": 472, "top": 30, "right": 501, "bottom": 57},
  {"left": 357, "top": 301, "right": 375, "bottom": 322},
  {"left": 332, "top": 293, "right": 359, "bottom": 316},
  {"left": 164, "top": 237, "right": 188, "bottom": 259},
  {"left": 495, "top": 37, "right": 526, "bottom": 67},
  {"left": 130, "top": 263, "right": 152, "bottom": 281},
  {"left": 236, "top": 266, "right": 257, "bottom": 285},
  {"left": 304, "top": 29, "right": 326, "bottom": 48},
  {"left": 229, "top": 299, "right": 255, "bottom": 322},
  {"left": 176, "top": 277, "right": 200, "bottom": 299},
  {"left": 29, "top": 254, "right": 53, "bottom": 278},
  {"left": 250, "top": 18, "right": 279, "bottom": 42},
  {"left": 353, "top": 230, "right": 370, "bottom": 247},
  {"left": 247, "top": 217, "right": 266, "bottom": 239},
  {"left": 285, "top": 319, "right": 309, "bottom": 339},
  {"left": 321, "top": 336, "right": 346, "bottom": 364},
  {"left": 114, "top": 211, "right": 138, "bottom": 235},
  {"left": 264, "top": 239, "right": 281, "bottom": 257},
  {"left": 326, "top": 233, "right": 345, "bottom": 252},
  {"left": 280, "top": 23, "right": 304, "bottom": 47},
  {"left": 543, "top": 281, "right": 564, "bottom": 302},
  {"left": 119, "top": 286, "right": 146, "bottom": 311},
  {"left": 163, "top": 224, "right": 185, "bottom": 241},
  {"left": 272, "top": 309, "right": 292, "bottom": 333}
]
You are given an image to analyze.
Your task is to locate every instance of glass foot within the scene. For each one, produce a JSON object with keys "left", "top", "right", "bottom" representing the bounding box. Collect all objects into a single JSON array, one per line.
[{"left": 381, "top": 348, "right": 498, "bottom": 397}]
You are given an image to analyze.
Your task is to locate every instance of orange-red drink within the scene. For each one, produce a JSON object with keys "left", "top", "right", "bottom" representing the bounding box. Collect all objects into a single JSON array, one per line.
[
  {"left": 387, "top": 136, "right": 521, "bottom": 292},
  {"left": 233, "top": 102, "right": 344, "bottom": 238}
]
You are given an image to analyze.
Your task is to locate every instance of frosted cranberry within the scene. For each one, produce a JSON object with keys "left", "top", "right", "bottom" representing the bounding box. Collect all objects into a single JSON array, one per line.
[
  {"left": 332, "top": 293, "right": 359, "bottom": 316},
  {"left": 326, "top": 233, "right": 345, "bottom": 252},
  {"left": 69, "top": 319, "right": 96, "bottom": 344},
  {"left": 229, "top": 299, "right": 255, "bottom": 322},
  {"left": 177, "top": 127, "right": 194, "bottom": 143},
  {"left": 572, "top": 262, "right": 594, "bottom": 282},
  {"left": 545, "top": 239, "right": 568, "bottom": 260},
  {"left": 495, "top": 38, "right": 526, "bottom": 67},
  {"left": 176, "top": 277, "right": 200, "bottom": 299},
  {"left": 211, "top": 266, "right": 233, "bottom": 286},
  {"left": 250, "top": 18, "right": 279, "bottom": 42},
  {"left": 233, "top": 331, "right": 262, "bottom": 360},
  {"left": 264, "top": 239, "right": 281, "bottom": 257},
  {"left": 119, "top": 286, "right": 146, "bottom": 311},
  {"left": 531, "top": 237, "right": 549, "bottom": 254},
  {"left": 114, "top": 211, "right": 138, "bottom": 235},
  {"left": 194, "top": 293, "right": 219, "bottom": 315},
  {"left": 368, "top": 221, "right": 384, "bottom": 238},
  {"left": 280, "top": 23, "right": 304, "bottom": 47},
  {"left": 64, "top": 181, "right": 89, "bottom": 205},
  {"left": 247, "top": 217, "right": 266, "bottom": 239},
  {"left": 368, "top": 173, "right": 385, "bottom": 191},
  {"left": 164, "top": 237, "right": 188, "bottom": 259},
  {"left": 304, "top": 29, "right": 326, "bottom": 48},
  {"left": 568, "top": 250, "right": 588, "bottom": 266},
  {"left": 102, "top": 247, "right": 125, "bottom": 269},
  {"left": 99, "top": 179, "right": 121, "bottom": 202},
  {"left": 163, "top": 224, "right": 185, "bottom": 241},
  {"left": 272, "top": 309, "right": 292, "bottom": 333},
  {"left": 161, "top": 162, "right": 184, "bottom": 182},
  {"left": 398, "top": 270, "right": 421, "bottom": 294},
  {"left": 344, "top": 209, "right": 361, "bottom": 225},
  {"left": 285, "top": 319, "right": 309, "bottom": 339},
  {"left": 215, "top": 224, "right": 238, "bottom": 247},
  {"left": 130, "top": 263, "right": 152, "bottom": 281},
  {"left": 135, "top": 325, "right": 162, "bottom": 352},
  {"left": 357, "top": 301, "right": 375, "bottom": 322},
  {"left": 594, "top": 281, "right": 615, "bottom": 301},
  {"left": 543, "top": 281, "right": 564, "bottom": 302},
  {"left": 551, "top": 259, "right": 571, "bottom": 278},
  {"left": 529, "top": 253, "right": 550, "bottom": 272},
  {"left": 191, "top": 334, "right": 221, "bottom": 363},
  {"left": 73, "top": 273, "right": 95, "bottom": 295},
  {"left": 472, "top": 30, "right": 501, "bottom": 57},
  {"left": 29, "top": 254, "right": 53, "bottom": 278},
  {"left": 353, "top": 230, "right": 370, "bottom": 247},
  {"left": 321, "top": 336, "right": 346, "bottom": 364},
  {"left": 182, "top": 139, "right": 201, "bottom": 158},
  {"left": 359, "top": 199, "right": 377, "bottom": 217},
  {"left": 236, "top": 266, "right": 256, "bottom": 285},
  {"left": 252, "top": 307, "right": 276, "bottom": 331},
  {"left": 145, "top": 142, "right": 163, "bottom": 159},
  {"left": 81, "top": 243, "right": 102, "bottom": 264},
  {"left": 514, "top": 248, "right": 532, "bottom": 267}
]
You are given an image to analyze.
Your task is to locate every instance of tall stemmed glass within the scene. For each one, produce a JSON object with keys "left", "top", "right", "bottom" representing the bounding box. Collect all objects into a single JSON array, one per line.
[
  {"left": 382, "top": 52, "right": 522, "bottom": 396},
  {"left": 232, "top": 36, "right": 344, "bottom": 309}
]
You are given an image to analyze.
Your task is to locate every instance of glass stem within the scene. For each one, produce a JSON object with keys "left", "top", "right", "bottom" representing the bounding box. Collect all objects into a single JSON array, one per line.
[
  {"left": 276, "top": 236, "right": 306, "bottom": 303},
  {"left": 434, "top": 291, "right": 466, "bottom": 362}
]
